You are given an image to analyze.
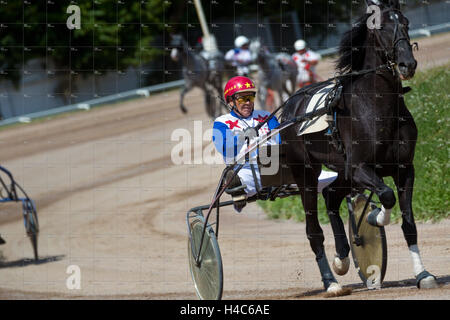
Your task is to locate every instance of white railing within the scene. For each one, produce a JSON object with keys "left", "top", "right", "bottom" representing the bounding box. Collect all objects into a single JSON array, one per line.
[{"left": 0, "top": 79, "right": 184, "bottom": 126}]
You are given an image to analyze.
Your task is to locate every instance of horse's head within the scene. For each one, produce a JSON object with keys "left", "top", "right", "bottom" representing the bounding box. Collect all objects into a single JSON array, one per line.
[
  {"left": 249, "top": 38, "right": 261, "bottom": 61},
  {"left": 249, "top": 38, "right": 273, "bottom": 67},
  {"left": 366, "top": 0, "right": 417, "bottom": 80},
  {"left": 170, "top": 34, "right": 186, "bottom": 62},
  {"left": 170, "top": 34, "right": 185, "bottom": 48}
]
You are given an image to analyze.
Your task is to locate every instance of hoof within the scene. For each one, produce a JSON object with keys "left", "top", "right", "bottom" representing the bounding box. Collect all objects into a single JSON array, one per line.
[
  {"left": 332, "top": 255, "right": 350, "bottom": 276},
  {"left": 180, "top": 106, "right": 188, "bottom": 114},
  {"left": 417, "top": 271, "right": 438, "bottom": 289},
  {"left": 324, "top": 282, "right": 352, "bottom": 298}
]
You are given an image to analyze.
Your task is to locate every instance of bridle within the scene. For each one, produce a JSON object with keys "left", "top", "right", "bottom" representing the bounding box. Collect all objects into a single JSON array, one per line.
[{"left": 372, "top": 7, "right": 418, "bottom": 73}]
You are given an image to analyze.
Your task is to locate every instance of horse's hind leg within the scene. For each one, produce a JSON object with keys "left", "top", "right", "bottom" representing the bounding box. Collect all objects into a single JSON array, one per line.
[
  {"left": 203, "top": 88, "right": 215, "bottom": 119},
  {"left": 322, "top": 173, "right": 351, "bottom": 275},
  {"left": 352, "top": 164, "right": 396, "bottom": 226},
  {"left": 394, "top": 165, "right": 438, "bottom": 288}
]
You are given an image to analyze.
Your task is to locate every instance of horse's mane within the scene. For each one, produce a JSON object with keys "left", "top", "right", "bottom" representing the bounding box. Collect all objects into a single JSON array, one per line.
[{"left": 336, "top": 13, "right": 371, "bottom": 73}]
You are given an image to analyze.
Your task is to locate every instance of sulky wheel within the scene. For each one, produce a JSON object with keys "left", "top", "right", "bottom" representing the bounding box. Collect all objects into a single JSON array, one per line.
[
  {"left": 23, "top": 200, "right": 39, "bottom": 261},
  {"left": 188, "top": 217, "right": 223, "bottom": 300},
  {"left": 349, "top": 194, "right": 387, "bottom": 289}
]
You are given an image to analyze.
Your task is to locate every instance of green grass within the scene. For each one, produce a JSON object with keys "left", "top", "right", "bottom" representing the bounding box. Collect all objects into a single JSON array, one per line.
[{"left": 258, "top": 64, "right": 450, "bottom": 224}]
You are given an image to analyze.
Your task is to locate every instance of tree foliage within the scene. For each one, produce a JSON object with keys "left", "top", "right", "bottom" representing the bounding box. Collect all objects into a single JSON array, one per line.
[
  {"left": 0, "top": 0, "right": 167, "bottom": 87},
  {"left": 1, "top": 0, "right": 436, "bottom": 87}
]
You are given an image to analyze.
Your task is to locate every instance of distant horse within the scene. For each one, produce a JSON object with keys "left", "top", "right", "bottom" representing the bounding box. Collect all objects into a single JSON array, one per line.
[
  {"left": 275, "top": 52, "right": 298, "bottom": 95},
  {"left": 170, "top": 34, "right": 224, "bottom": 118},
  {"left": 249, "top": 39, "right": 297, "bottom": 112},
  {"left": 200, "top": 49, "right": 225, "bottom": 110},
  {"left": 281, "top": 0, "right": 437, "bottom": 295}
]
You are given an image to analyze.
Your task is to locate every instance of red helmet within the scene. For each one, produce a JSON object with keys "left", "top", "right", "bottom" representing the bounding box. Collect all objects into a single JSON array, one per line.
[{"left": 223, "top": 76, "right": 257, "bottom": 102}]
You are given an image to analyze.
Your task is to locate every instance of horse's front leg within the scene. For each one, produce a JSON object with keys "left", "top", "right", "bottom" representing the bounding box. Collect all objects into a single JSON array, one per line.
[
  {"left": 179, "top": 83, "right": 193, "bottom": 114},
  {"left": 202, "top": 85, "right": 215, "bottom": 119},
  {"left": 352, "top": 164, "right": 396, "bottom": 226},
  {"left": 394, "top": 165, "right": 438, "bottom": 289}
]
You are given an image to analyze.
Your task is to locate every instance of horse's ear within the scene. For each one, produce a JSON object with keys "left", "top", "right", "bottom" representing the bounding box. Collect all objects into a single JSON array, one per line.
[
  {"left": 365, "top": 0, "right": 382, "bottom": 6},
  {"left": 365, "top": 0, "right": 399, "bottom": 9},
  {"left": 388, "top": 0, "right": 400, "bottom": 9}
]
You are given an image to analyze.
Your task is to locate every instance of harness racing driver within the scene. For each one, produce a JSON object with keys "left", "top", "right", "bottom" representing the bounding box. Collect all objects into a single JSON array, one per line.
[
  {"left": 212, "top": 76, "right": 337, "bottom": 212},
  {"left": 292, "top": 39, "right": 322, "bottom": 88},
  {"left": 224, "top": 36, "right": 253, "bottom": 77}
]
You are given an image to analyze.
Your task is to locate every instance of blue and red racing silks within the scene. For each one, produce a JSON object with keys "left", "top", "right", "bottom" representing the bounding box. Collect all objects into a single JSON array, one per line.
[{"left": 212, "top": 109, "right": 280, "bottom": 164}]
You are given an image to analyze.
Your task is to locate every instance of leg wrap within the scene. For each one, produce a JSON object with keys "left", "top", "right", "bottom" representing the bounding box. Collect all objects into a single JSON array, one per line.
[
  {"left": 367, "top": 206, "right": 391, "bottom": 227},
  {"left": 316, "top": 253, "right": 337, "bottom": 289}
]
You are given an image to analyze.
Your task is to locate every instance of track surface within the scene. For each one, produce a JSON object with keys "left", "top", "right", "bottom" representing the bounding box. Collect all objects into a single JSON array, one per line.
[{"left": 0, "top": 33, "right": 449, "bottom": 300}]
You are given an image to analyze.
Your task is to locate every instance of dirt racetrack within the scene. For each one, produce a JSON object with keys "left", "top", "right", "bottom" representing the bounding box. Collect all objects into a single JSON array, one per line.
[{"left": 0, "top": 32, "right": 449, "bottom": 300}]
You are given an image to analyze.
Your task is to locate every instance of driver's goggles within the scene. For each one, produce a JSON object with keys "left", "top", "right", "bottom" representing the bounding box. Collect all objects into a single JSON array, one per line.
[{"left": 235, "top": 95, "right": 256, "bottom": 104}]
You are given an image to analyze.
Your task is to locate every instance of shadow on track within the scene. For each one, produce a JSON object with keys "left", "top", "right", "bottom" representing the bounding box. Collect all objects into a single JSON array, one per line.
[
  {"left": 290, "top": 275, "right": 449, "bottom": 298},
  {"left": 0, "top": 254, "right": 65, "bottom": 268}
]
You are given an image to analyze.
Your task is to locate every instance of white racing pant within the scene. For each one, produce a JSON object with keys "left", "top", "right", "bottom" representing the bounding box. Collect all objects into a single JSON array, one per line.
[
  {"left": 297, "top": 69, "right": 317, "bottom": 84},
  {"left": 238, "top": 165, "right": 338, "bottom": 197},
  {"left": 237, "top": 164, "right": 262, "bottom": 197}
]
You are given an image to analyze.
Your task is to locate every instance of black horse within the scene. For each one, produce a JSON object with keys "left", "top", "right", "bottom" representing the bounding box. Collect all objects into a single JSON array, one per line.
[
  {"left": 170, "top": 34, "right": 224, "bottom": 118},
  {"left": 281, "top": 0, "right": 437, "bottom": 295}
]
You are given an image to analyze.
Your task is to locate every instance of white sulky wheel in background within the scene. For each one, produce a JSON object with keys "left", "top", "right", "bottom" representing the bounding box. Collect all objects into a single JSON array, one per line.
[{"left": 188, "top": 216, "right": 223, "bottom": 300}]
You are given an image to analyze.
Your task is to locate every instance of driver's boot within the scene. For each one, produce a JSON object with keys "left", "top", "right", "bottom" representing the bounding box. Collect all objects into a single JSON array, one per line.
[{"left": 224, "top": 171, "right": 247, "bottom": 212}]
